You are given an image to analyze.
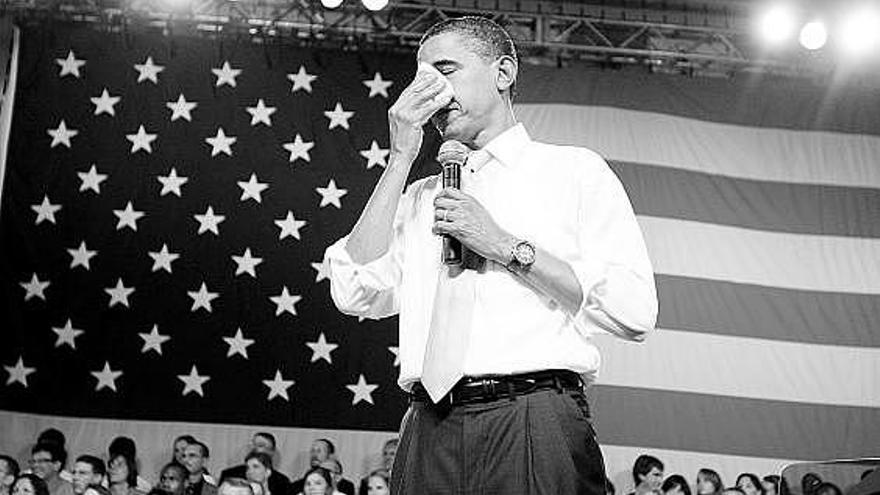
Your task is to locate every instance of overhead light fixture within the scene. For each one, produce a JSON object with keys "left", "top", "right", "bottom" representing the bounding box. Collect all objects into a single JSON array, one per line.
[
  {"left": 799, "top": 20, "right": 827, "bottom": 50},
  {"left": 759, "top": 6, "right": 796, "bottom": 44},
  {"left": 838, "top": 7, "right": 880, "bottom": 55},
  {"left": 321, "top": 0, "right": 343, "bottom": 9},
  {"left": 361, "top": 0, "right": 388, "bottom": 11}
]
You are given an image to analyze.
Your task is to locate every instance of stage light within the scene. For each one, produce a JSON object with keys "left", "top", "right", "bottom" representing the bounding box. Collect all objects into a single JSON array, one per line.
[
  {"left": 759, "top": 6, "right": 796, "bottom": 44},
  {"left": 321, "top": 0, "right": 343, "bottom": 8},
  {"left": 799, "top": 21, "right": 827, "bottom": 50},
  {"left": 839, "top": 7, "right": 880, "bottom": 55},
  {"left": 361, "top": 0, "right": 387, "bottom": 11}
]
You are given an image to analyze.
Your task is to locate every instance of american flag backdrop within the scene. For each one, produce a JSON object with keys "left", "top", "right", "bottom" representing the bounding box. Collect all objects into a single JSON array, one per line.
[{"left": 2, "top": 22, "right": 880, "bottom": 487}]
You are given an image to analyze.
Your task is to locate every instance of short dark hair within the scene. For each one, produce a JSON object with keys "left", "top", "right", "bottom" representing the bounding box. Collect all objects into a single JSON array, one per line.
[
  {"left": 632, "top": 454, "right": 664, "bottom": 485},
  {"left": 74, "top": 455, "right": 105, "bottom": 477},
  {"left": 254, "top": 433, "right": 276, "bottom": 450},
  {"left": 303, "top": 467, "right": 333, "bottom": 490},
  {"left": 421, "top": 16, "right": 517, "bottom": 63},
  {"left": 0, "top": 455, "right": 21, "bottom": 478},
  {"left": 663, "top": 475, "right": 693, "bottom": 495},
  {"left": 244, "top": 451, "right": 272, "bottom": 471},
  {"left": 36, "top": 429, "right": 65, "bottom": 448},
  {"left": 698, "top": 469, "right": 724, "bottom": 494},
  {"left": 32, "top": 443, "right": 64, "bottom": 465},
  {"left": 13, "top": 474, "right": 50, "bottom": 495}
]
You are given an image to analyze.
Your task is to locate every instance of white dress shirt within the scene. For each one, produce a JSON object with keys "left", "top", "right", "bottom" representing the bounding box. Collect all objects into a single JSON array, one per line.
[{"left": 324, "top": 123, "right": 657, "bottom": 390}]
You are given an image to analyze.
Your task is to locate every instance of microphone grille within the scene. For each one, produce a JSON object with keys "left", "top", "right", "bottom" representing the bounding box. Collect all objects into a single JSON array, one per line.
[{"left": 437, "top": 140, "right": 469, "bottom": 165}]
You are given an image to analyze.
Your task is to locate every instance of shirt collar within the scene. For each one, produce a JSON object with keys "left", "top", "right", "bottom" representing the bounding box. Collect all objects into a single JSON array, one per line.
[{"left": 470, "top": 123, "right": 530, "bottom": 172}]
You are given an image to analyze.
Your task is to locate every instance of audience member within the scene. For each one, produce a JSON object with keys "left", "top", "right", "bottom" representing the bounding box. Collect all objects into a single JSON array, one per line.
[
  {"left": 697, "top": 469, "right": 724, "bottom": 495},
  {"left": 813, "top": 482, "right": 841, "bottom": 495},
  {"left": 629, "top": 455, "right": 664, "bottom": 495},
  {"left": 108, "top": 438, "right": 150, "bottom": 493},
  {"left": 71, "top": 456, "right": 104, "bottom": 495},
  {"left": 291, "top": 441, "right": 335, "bottom": 495},
  {"left": 171, "top": 438, "right": 197, "bottom": 467},
  {"left": 242, "top": 453, "right": 276, "bottom": 495},
  {"left": 298, "top": 468, "right": 335, "bottom": 495},
  {"left": 736, "top": 473, "right": 763, "bottom": 495},
  {"left": 662, "top": 475, "right": 692, "bottom": 495},
  {"left": 182, "top": 442, "right": 216, "bottom": 495},
  {"left": 157, "top": 464, "right": 186, "bottom": 495},
  {"left": 1, "top": 456, "right": 21, "bottom": 495},
  {"left": 801, "top": 473, "right": 822, "bottom": 495},
  {"left": 30, "top": 444, "right": 73, "bottom": 495},
  {"left": 762, "top": 475, "right": 785, "bottom": 495},
  {"left": 12, "top": 474, "right": 50, "bottom": 495},
  {"left": 220, "top": 433, "right": 289, "bottom": 495},
  {"left": 356, "top": 440, "right": 397, "bottom": 495},
  {"left": 34, "top": 431, "right": 71, "bottom": 484},
  {"left": 217, "top": 479, "right": 252, "bottom": 495},
  {"left": 316, "top": 460, "right": 352, "bottom": 495},
  {"left": 362, "top": 471, "right": 388, "bottom": 495},
  {"left": 107, "top": 451, "right": 143, "bottom": 495}
]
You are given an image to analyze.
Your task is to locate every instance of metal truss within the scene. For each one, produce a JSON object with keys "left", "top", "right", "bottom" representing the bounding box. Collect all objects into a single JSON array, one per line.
[{"left": 1, "top": 0, "right": 837, "bottom": 77}]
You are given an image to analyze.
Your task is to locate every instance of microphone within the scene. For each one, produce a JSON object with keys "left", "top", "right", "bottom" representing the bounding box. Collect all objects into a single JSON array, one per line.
[{"left": 437, "top": 140, "right": 469, "bottom": 265}]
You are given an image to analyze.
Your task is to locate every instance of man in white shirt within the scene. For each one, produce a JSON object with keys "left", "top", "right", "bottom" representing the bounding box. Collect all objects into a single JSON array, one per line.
[{"left": 324, "top": 15, "right": 657, "bottom": 495}]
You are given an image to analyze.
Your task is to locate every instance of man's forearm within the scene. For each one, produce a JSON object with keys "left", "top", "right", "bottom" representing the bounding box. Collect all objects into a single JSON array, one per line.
[
  {"left": 345, "top": 153, "right": 414, "bottom": 264},
  {"left": 505, "top": 243, "right": 584, "bottom": 316}
]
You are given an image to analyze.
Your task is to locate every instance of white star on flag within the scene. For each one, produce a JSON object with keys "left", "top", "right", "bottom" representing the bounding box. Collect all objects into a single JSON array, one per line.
[
  {"left": 275, "top": 211, "right": 307, "bottom": 240},
  {"left": 363, "top": 72, "right": 393, "bottom": 98},
  {"left": 52, "top": 319, "right": 84, "bottom": 349},
  {"left": 56, "top": 50, "right": 86, "bottom": 78},
  {"left": 282, "top": 134, "right": 315, "bottom": 164},
  {"left": 148, "top": 243, "right": 180, "bottom": 273},
  {"left": 31, "top": 195, "right": 61, "bottom": 225},
  {"left": 346, "top": 374, "right": 379, "bottom": 405},
  {"left": 287, "top": 65, "right": 317, "bottom": 93},
  {"left": 91, "top": 362, "right": 123, "bottom": 392},
  {"left": 194, "top": 206, "right": 225, "bottom": 236},
  {"left": 166, "top": 94, "right": 198, "bottom": 122},
  {"left": 188, "top": 282, "right": 219, "bottom": 313},
  {"left": 4, "top": 357, "right": 36, "bottom": 387},
  {"left": 178, "top": 365, "right": 210, "bottom": 397},
  {"left": 139, "top": 325, "right": 171, "bottom": 355},
  {"left": 47, "top": 120, "right": 78, "bottom": 148},
  {"left": 134, "top": 56, "right": 164, "bottom": 84},
  {"left": 205, "top": 128, "right": 236, "bottom": 157},
  {"left": 324, "top": 102, "right": 354, "bottom": 130},
  {"left": 157, "top": 168, "right": 188, "bottom": 197},
  {"left": 388, "top": 346, "right": 400, "bottom": 367},
  {"left": 310, "top": 259, "right": 329, "bottom": 283},
  {"left": 231, "top": 248, "right": 263, "bottom": 278},
  {"left": 270, "top": 286, "right": 301, "bottom": 317},
  {"left": 113, "top": 201, "right": 145, "bottom": 231},
  {"left": 238, "top": 173, "right": 269, "bottom": 203},
  {"left": 126, "top": 125, "right": 157, "bottom": 154},
  {"left": 77, "top": 164, "right": 108, "bottom": 194},
  {"left": 67, "top": 241, "right": 97, "bottom": 270},
  {"left": 263, "top": 370, "right": 295, "bottom": 401},
  {"left": 246, "top": 99, "right": 276, "bottom": 126},
  {"left": 316, "top": 179, "right": 348, "bottom": 208},
  {"left": 212, "top": 61, "right": 242, "bottom": 87},
  {"left": 224, "top": 328, "right": 255, "bottom": 359},
  {"left": 360, "top": 140, "right": 390, "bottom": 169},
  {"left": 90, "top": 88, "right": 120, "bottom": 116},
  {"left": 105, "top": 278, "right": 134, "bottom": 308},
  {"left": 306, "top": 333, "right": 338, "bottom": 364},
  {"left": 20, "top": 273, "right": 50, "bottom": 302}
]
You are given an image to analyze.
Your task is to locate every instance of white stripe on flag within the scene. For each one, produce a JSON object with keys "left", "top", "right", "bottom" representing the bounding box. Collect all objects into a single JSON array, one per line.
[
  {"left": 638, "top": 216, "right": 880, "bottom": 295},
  {"left": 595, "top": 329, "right": 880, "bottom": 408},
  {"left": 516, "top": 104, "right": 880, "bottom": 188}
]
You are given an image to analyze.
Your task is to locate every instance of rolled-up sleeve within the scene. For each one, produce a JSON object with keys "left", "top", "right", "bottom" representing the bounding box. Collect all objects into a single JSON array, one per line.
[{"left": 569, "top": 153, "right": 658, "bottom": 341}]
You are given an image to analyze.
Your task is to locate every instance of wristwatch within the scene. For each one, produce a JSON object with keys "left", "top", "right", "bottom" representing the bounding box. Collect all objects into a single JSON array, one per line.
[{"left": 506, "top": 239, "right": 536, "bottom": 272}]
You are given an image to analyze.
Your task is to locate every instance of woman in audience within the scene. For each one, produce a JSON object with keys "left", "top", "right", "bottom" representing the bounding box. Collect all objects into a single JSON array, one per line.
[
  {"left": 12, "top": 474, "right": 50, "bottom": 495},
  {"left": 662, "top": 475, "right": 692, "bottom": 495},
  {"left": 300, "top": 468, "right": 335, "bottom": 495},
  {"left": 244, "top": 453, "right": 273, "bottom": 495},
  {"left": 364, "top": 471, "right": 388, "bottom": 495},
  {"left": 107, "top": 454, "right": 143, "bottom": 495},
  {"left": 762, "top": 475, "right": 783, "bottom": 495},
  {"left": 737, "top": 473, "right": 764, "bottom": 495},
  {"left": 696, "top": 469, "right": 724, "bottom": 495},
  {"left": 157, "top": 464, "right": 186, "bottom": 495}
]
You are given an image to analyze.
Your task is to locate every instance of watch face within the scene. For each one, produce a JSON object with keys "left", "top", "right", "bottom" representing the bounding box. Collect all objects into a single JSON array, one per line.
[{"left": 514, "top": 241, "right": 535, "bottom": 265}]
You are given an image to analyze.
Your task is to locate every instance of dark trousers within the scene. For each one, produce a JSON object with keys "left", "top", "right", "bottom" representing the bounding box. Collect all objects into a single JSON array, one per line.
[{"left": 390, "top": 387, "right": 607, "bottom": 495}]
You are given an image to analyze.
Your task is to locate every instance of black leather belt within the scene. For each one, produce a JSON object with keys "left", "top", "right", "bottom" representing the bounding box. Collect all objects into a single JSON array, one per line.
[{"left": 411, "top": 370, "right": 583, "bottom": 405}]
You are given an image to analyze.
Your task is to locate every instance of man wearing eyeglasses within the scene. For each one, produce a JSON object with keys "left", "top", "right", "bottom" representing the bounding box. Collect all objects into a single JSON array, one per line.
[{"left": 30, "top": 444, "right": 74, "bottom": 495}]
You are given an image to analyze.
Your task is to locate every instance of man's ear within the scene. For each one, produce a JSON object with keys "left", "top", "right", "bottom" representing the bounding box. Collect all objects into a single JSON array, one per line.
[{"left": 495, "top": 55, "right": 518, "bottom": 93}]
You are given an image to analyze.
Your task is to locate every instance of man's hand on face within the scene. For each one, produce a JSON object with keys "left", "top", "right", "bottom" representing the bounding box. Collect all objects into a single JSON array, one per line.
[{"left": 387, "top": 63, "right": 454, "bottom": 163}]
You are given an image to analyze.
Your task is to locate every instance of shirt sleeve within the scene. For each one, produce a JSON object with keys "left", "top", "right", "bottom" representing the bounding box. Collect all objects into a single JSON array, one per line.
[
  {"left": 568, "top": 151, "right": 658, "bottom": 341},
  {"left": 323, "top": 194, "right": 407, "bottom": 320}
]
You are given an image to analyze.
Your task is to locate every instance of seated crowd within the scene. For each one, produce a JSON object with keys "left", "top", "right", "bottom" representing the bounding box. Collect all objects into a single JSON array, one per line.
[{"left": 2, "top": 430, "right": 871, "bottom": 495}]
